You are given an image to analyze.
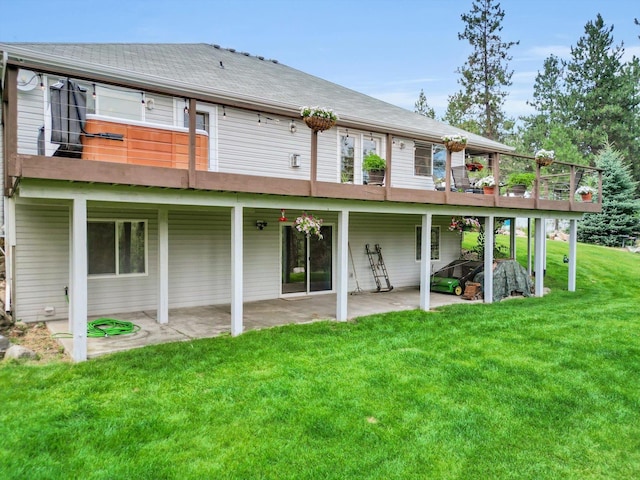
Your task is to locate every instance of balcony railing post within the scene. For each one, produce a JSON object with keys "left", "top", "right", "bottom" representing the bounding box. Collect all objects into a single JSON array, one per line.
[
  {"left": 310, "top": 130, "right": 318, "bottom": 196},
  {"left": 493, "top": 153, "right": 500, "bottom": 203},
  {"left": 385, "top": 133, "right": 392, "bottom": 200},
  {"left": 444, "top": 149, "right": 452, "bottom": 203},
  {"left": 569, "top": 164, "right": 576, "bottom": 210},
  {"left": 188, "top": 98, "right": 197, "bottom": 188}
]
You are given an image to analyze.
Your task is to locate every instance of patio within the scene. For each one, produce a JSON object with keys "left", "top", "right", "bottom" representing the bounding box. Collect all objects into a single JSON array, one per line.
[{"left": 47, "top": 288, "right": 476, "bottom": 359}]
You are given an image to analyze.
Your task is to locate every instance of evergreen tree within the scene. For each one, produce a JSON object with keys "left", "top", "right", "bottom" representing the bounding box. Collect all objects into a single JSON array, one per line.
[
  {"left": 414, "top": 89, "right": 436, "bottom": 118},
  {"left": 577, "top": 145, "right": 640, "bottom": 246},
  {"left": 563, "top": 14, "right": 640, "bottom": 187},
  {"left": 446, "top": 0, "right": 519, "bottom": 140},
  {"left": 520, "top": 55, "right": 567, "bottom": 154}
]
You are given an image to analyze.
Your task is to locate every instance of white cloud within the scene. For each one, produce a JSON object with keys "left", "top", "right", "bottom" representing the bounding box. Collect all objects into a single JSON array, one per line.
[
  {"left": 622, "top": 45, "right": 640, "bottom": 62},
  {"left": 519, "top": 45, "right": 572, "bottom": 61}
]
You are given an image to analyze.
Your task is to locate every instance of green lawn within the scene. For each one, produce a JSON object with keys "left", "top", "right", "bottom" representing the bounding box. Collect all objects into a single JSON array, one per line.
[{"left": 1, "top": 237, "right": 639, "bottom": 479}]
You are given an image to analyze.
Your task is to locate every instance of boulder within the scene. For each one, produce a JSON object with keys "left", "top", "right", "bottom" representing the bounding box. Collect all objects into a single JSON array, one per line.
[
  {"left": 4, "top": 344, "right": 37, "bottom": 360},
  {"left": 0, "top": 334, "right": 10, "bottom": 355}
]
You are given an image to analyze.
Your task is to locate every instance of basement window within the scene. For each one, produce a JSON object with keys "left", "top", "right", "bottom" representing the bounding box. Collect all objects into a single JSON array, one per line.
[
  {"left": 88, "top": 220, "right": 147, "bottom": 276},
  {"left": 416, "top": 225, "right": 440, "bottom": 261}
]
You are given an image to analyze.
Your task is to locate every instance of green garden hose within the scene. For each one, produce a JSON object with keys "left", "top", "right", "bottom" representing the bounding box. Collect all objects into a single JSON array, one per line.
[
  {"left": 52, "top": 318, "right": 141, "bottom": 338},
  {"left": 87, "top": 318, "right": 141, "bottom": 337}
]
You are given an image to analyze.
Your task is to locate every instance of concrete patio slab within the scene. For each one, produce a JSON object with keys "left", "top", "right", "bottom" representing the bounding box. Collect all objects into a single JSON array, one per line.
[{"left": 47, "top": 287, "right": 476, "bottom": 359}]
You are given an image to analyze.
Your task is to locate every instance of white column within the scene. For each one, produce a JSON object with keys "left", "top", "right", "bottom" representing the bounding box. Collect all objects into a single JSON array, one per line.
[
  {"left": 157, "top": 207, "right": 169, "bottom": 324},
  {"left": 568, "top": 219, "right": 577, "bottom": 292},
  {"left": 509, "top": 217, "right": 516, "bottom": 259},
  {"left": 3, "top": 197, "right": 16, "bottom": 313},
  {"left": 419, "top": 213, "right": 432, "bottom": 311},
  {"left": 70, "top": 197, "right": 88, "bottom": 362},
  {"left": 534, "top": 217, "right": 545, "bottom": 297},
  {"left": 527, "top": 218, "right": 532, "bottom": 275},
  {"left": 231, "top": 206, "right": 243, "bottom": 336},
  {"left": 483, "top": 216, "right": 494, "bottom": 303},
  {"left": 336, "top": 210, "right": 349, "bottom": 321}
]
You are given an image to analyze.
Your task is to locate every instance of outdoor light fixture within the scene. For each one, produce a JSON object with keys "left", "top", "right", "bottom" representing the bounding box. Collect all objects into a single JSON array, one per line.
[
  {"left": 258, "top": 113, "right": 262, "bottom": 125},
  {"left": 222, "top": 106, "right": 226, "bottom": 119},
  {"left": 39, "top": 74, "right": 44, "bottom": 90},
  {"left": 256, "top": 220, "right": 268, "bottom": 230},
  {"left": 290, "top": 153, "right": 301, "bottom": 168},
  {"left": 290, "top": 120, "right": 296, "bottom": 133},
  {"left": 92, "top": 83, "right": 96, "bottom": 99},
  {"left": 141, "top": 92, "right": 145, "bottom": 105},
  {"left": 183, "top": 98, "right": 189, "bottom": 114}
]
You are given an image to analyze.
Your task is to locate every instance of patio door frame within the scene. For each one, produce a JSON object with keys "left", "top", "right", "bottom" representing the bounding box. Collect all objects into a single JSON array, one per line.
[{"left": 280, "top": 223, "right": 335, "bottom": 296}]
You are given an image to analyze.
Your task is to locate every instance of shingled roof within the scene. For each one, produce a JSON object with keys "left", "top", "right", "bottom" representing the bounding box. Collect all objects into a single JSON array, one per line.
[{"left": 0, "top": 43, "right": 513, "bottom": 152}]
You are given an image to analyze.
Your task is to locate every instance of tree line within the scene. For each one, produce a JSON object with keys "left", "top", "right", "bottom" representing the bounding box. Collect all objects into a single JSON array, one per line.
[{"left": 415, "top": 0, "right": 640, "bottom": 246}]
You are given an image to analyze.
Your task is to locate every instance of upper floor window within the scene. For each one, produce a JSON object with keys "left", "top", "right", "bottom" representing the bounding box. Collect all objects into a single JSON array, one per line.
[
  {"left": 95, "top": 86, "right": 144, "bottom": 121},
  {"left": 414, "top": 143, "right": 445, "bottom": 178},
  {"left": 340, "top": 132, "right": 382, "bottom": 184},
  {"left": 340, "top": 135, "right": 355, "bottom": 183}
]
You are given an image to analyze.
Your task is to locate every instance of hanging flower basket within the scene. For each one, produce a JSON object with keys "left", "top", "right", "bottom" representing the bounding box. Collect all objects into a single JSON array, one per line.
[
  {"left": 465, "top": 162, "right": 484, "bottom": 172},
  {"left": 448, "top": 216, "right": 480, "bottom": 234},
  {"left": 535, "top": 149, "right": 555, "bottom": 167},
  {"left": 303, "top": 116, "right": 337, "bottom": 132},
  {"left": 442, "top": 134, "right": 468, "bottom": 152},
  {"left": 295, "top": 212, "right": 324, "bottom": 239},
  {"left": 300, "top": 106, "right": 338, "bottom": 132}
]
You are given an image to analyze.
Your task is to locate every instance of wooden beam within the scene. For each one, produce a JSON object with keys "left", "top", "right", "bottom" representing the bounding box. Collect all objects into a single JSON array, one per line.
[
  {"left": 310, "top": 131, "right": 318, "bottom": 196},
  {"left": 4, "top": 66, "right": 18, "bottom": 196},
  {"left": 188, "top": 98, "right": 197, "bottom": 188},
  {"left": 385, "top": 133, "right": 392, "bottom": 200}
]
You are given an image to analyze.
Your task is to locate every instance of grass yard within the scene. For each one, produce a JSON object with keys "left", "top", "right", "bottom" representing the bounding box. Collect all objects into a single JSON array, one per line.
[{"left": 1, "top": 236, "right": 639, "bottom": 479}]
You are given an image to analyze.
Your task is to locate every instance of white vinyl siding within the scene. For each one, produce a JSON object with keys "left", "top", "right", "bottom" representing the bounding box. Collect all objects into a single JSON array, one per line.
[
  {"left": 347, "top": 213, "right": 421, "bottom": 291},
  {"left": 144, "top": 93, "right": 174, "bottom": 126},
  {"left": 217, "top": 107, "right": 311, "bottom": 180},
  {"left": 167, "top": 209, "right": 231, "bottom": 307},
  {"left": 14, "top": 204, "right": 70, "bottom": 323},
  {"left": 16, "top": 86, "right": 45, "bottom": 156}
]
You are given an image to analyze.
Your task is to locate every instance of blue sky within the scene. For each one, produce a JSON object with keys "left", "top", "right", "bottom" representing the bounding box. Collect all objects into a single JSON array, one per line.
[{"left": 1, "top": 0, "right": 638, "bottom": 119}]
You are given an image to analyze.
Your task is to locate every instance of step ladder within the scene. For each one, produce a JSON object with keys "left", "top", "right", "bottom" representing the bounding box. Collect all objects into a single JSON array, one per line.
[{"left": 365, "top": 244, "right": 393, "bottom": 292}]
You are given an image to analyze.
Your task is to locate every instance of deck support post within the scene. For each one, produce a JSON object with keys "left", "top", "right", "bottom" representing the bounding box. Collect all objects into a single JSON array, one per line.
[
  {"left": 568, "top": 219, "right": 577, "bottom": 292},
  {"left": 336, "top": 209, "right": 349, "bottom": 321},
  {"left": 534, "top": 217, "right": 545, "bottom": 296},
  {"left": 157, "top": 207, "right": 169, "bottom": 324},
  {"left": 70, "top": 196, "right": 88, "bottom": 362},
  {"left": 231, "top": 205, "right": 243, "bottom": 336},
  {"left": 483, "top": 216, "right": 495, "bottom": 304},
  {"left": 419, "top": 213, "right": 432, "bottom": 311}
]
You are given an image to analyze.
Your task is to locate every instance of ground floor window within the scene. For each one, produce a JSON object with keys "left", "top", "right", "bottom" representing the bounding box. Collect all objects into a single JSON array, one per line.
[
  {"left": 416, "top": 225, "right": 440, "bottom": 261},
  {"left": 88, "top": 220, "right": 147, "bottom": 276}
]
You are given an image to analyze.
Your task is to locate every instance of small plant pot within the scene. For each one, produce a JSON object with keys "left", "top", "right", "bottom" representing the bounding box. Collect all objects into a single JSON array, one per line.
[
  {"left": 509, "top": 184, "right": 526, "bottom": 197},
  {"left": 367, "top": 169, "right": 385, "bottom": 185},
  {"left": 580, "top": 192, "right": 593, "bottom": 202},
  {"left": 483, "top": 186, "right": 496, "bottom": 195}
]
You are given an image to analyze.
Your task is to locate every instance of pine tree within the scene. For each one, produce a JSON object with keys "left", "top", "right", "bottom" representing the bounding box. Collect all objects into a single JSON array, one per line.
[
  {"left": 563, "top": 13, "right": 640, "bottom": 190},
  {"left": 577, "top": 145, "right": 640, "bottom": 246},
  {"left": 446, "top": 0, "right": 518, "bottom": 140},
  {"left": 520, "top": 55, "right": 567, "bottom": 154},
  {"left": 414, "top": 89, "right": 435, "bottom": 118}
]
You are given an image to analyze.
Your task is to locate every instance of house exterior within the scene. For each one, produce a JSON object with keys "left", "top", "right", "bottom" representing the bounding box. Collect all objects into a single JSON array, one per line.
[{"left": 0, "top": 43, "right": 601, "bottom": 361}]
